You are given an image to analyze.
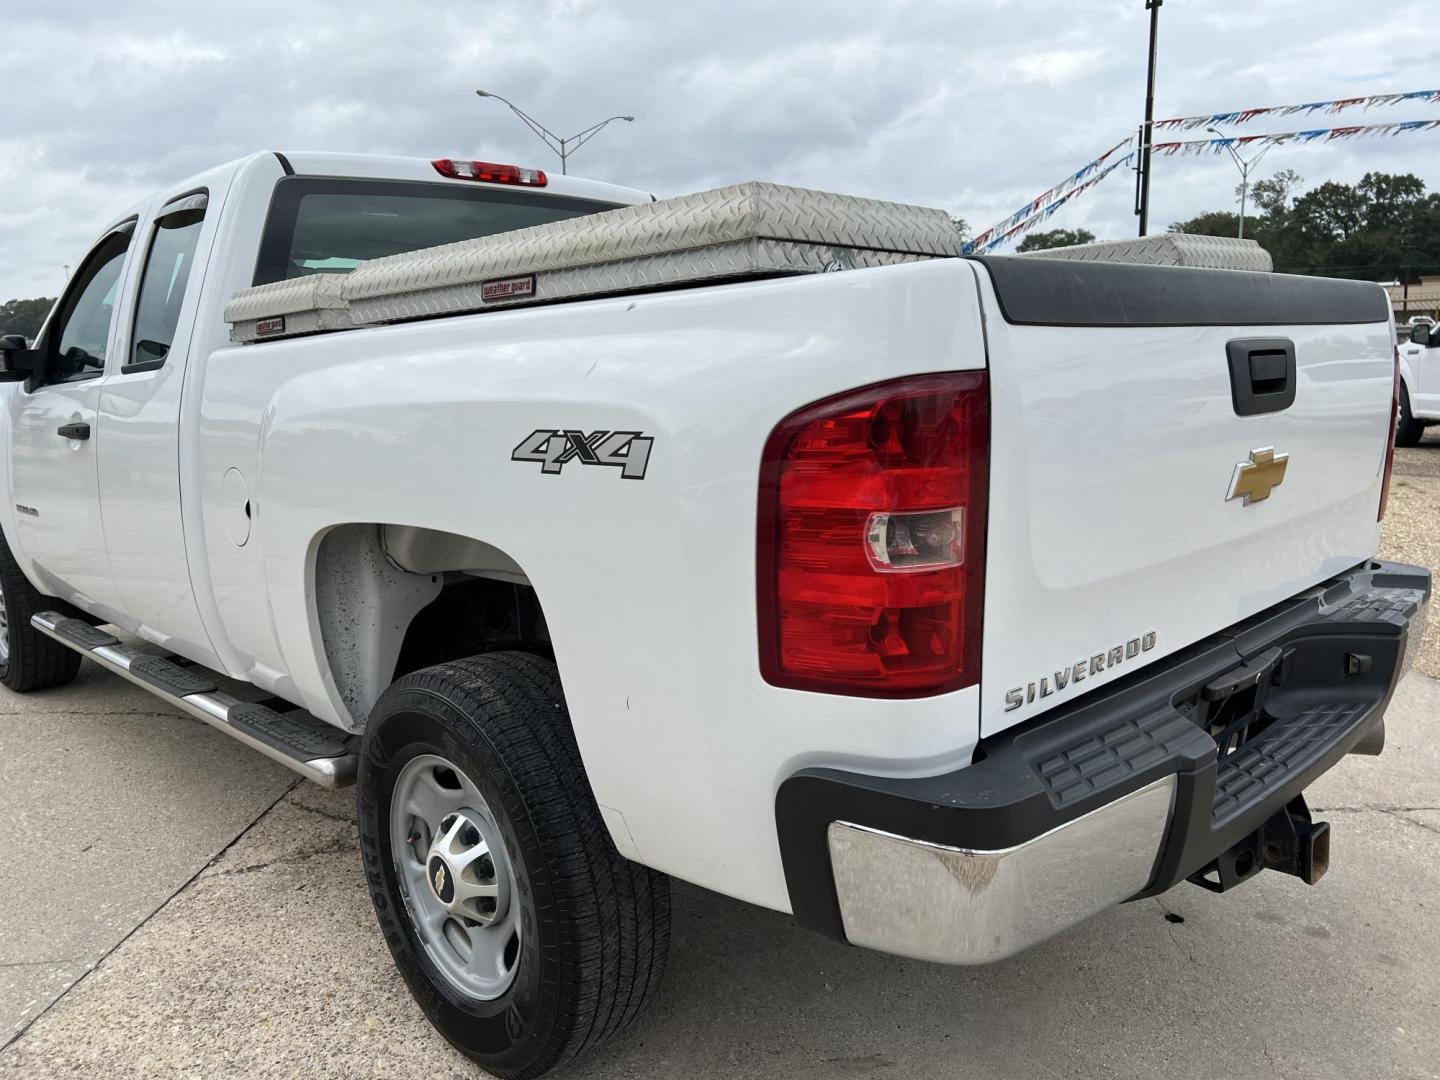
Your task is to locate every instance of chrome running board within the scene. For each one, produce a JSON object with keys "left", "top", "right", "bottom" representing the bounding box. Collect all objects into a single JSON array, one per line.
[{"left": 32, "top": 611, "right": 357, "bottom": 788}]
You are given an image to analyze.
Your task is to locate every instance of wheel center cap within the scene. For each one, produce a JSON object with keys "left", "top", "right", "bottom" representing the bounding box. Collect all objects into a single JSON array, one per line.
[{"left": 427, "top": 855, "right": 455, "bottom": 904}]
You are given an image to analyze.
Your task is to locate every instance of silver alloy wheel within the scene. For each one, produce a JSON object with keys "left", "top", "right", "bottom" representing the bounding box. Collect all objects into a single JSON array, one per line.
[
  {"left": 390, "top": 753, "right": 521, "bottom": 1000},
  {"left": 0, "top": 584, "right": 10, "bottom": 665}
]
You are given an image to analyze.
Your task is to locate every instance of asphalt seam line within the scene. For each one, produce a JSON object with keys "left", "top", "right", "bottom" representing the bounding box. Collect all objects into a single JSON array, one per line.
[{"left": 0, "top": 776, "right": 302, "bottom": 1055}]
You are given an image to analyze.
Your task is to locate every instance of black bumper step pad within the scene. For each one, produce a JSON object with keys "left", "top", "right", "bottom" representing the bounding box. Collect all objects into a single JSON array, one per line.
[
  {"left": 1211, "top": 701, "right": 1369, "bottom": 825},
  {"left": 227, "top": 703, "right": 350, "bottom": 762},
  {"left": 129, "top": 655, "right": 217, "bottom": 697},
  {"left": 1032, "top": 709, "right": 1208, "bottom": 810},
  {"left": 53, "top": 618, "right": 120, "bottom": 649}
]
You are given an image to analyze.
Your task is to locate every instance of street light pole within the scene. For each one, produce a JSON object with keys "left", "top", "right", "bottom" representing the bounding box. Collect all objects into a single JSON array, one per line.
[
  {"left": 475, "top": 90, "right": 634, "bottom": 175},
  {"left": 1207, "top": 127, "right": 1273, "bottom": 240}
]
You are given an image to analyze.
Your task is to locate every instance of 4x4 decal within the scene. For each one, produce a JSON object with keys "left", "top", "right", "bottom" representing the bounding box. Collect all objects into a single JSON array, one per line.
[{"left": 511, "top": 429, "right": 654, "bottom": 480}]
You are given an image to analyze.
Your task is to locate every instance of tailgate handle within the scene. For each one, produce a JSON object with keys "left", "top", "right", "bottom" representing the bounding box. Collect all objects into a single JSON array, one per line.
[{"left": 1227, "top": 338, "right": 1296, "bottom": 417}]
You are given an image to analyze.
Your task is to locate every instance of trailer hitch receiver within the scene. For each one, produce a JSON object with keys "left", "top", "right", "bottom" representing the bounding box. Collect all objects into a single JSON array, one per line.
[{"left": 1189, "top": 795, "right": 1330, "bottom": 893}]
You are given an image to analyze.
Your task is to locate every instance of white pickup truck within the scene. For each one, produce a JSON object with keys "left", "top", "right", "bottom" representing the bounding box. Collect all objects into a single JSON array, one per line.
[
  {"left": 0, "top": 151, "right": 1428, "bottom": 1079},
  {"left": 1398, "top": 319, "right": 1440, "bottom": 444}
]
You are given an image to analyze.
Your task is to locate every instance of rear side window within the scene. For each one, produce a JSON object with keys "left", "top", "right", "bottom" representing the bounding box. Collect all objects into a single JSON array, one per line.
[
  {"left": 253, "top": 178, "right": 619, "bottom": 286},
  {"left": 128, "top": 194, "right": 207, "bottom": 371}
]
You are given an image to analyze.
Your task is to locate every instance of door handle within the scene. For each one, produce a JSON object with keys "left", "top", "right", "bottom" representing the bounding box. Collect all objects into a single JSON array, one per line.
[
  {"left": 57, "top": 422, "right": 90, "bottom": 440},
  {"left": 1226, "top": 338, "right": 1296, "bottom": 417}
]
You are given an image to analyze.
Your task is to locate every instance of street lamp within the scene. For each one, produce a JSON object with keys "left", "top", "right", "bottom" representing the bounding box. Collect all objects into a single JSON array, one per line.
[
  {"left": 475, "top": 90, "right": 634, "bottom": 175},
  {"left": 1207, "top": 126, "right": 1273, "bottom": 240}
]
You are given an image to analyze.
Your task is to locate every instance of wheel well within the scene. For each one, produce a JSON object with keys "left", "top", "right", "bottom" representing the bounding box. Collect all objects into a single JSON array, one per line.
[
  {"left": 393, "top": 574, "right": 551, "bottom": 679},
  {"left": 312, "top": 524, "right": 550, "bottom": 727}
]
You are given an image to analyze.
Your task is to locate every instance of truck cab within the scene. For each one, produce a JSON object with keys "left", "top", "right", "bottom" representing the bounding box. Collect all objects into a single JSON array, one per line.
[{"left": 1, "top": 152, "right": 649, "bottom": 669}]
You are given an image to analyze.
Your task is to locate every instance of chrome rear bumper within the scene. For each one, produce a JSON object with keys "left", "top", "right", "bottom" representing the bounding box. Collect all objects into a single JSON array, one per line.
[{"left": 827, "top": 777, "right": 1175, "bottom": 964}]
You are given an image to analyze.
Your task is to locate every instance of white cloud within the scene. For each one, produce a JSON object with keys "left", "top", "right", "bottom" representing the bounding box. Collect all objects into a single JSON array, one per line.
[{"left": 1007, "top": 47, "right": 1109, "bottom": 86}]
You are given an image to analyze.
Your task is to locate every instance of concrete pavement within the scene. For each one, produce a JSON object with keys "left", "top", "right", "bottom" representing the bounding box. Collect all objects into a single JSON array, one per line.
[
  {"left": 0, "top": 663, "right": 1437, "bottom": 1078},
  {"left": 0, "top": 661, "right": 296, "bottom": 1047}
]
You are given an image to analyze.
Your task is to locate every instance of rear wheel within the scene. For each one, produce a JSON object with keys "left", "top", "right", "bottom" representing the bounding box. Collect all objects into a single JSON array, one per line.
[
  {"left": 1397, "top": 383, "right": 1424, "bottom": 447},
  {"left": 357, "top": 652, "right": 670, "bottom": 1080},
  {"left": 0, "top": 530, "right": 81, "bottom": 693}
]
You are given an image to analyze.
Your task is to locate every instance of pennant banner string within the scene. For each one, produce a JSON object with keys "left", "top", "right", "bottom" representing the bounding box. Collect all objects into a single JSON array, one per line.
[
  {"left": 962, "top": 136, "right": 1133, "bottom": 254},
  {"left": 1156, "top": 89, "right": 1440, "bottom": 132},
  {"left": 970, "top": 151, "right": 1137, "bottom": 256},
  {"left": 1152, "top": 118, "right": 1440, "bottom": 157},
  {"left": 963, "top": 106, "right": 1440, "bottom": 256}
]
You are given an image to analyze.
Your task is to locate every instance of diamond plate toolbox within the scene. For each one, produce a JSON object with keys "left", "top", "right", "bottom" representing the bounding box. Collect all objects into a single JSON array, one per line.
[{"left": 225, "top": 181, "right": 964, "bottom": 342}]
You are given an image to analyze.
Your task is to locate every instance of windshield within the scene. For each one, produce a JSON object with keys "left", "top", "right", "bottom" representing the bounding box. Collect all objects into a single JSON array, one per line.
[{"left": 254, "top": 177, "right": 620, "bottom": 286}]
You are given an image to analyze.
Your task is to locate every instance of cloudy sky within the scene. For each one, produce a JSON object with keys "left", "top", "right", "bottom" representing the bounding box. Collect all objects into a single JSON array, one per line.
[{"left": 2, "top": 0, "right": 1438, "bottom": 299}]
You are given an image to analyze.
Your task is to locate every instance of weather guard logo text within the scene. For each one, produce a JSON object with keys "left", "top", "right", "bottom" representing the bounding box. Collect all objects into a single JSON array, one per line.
[{"left": 511, "top": 429, "right": 654, "bottom": 480}]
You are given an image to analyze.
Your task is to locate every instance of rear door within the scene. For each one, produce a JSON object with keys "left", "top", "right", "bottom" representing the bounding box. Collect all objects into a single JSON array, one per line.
[
  {"left": 972, "top": 257, "right": 1394, "bottom": 737},
  {"left": 7, "top": 223, "right": 136, "bottom": 621},
  {"left": 97, "top": 183, "right": 225, "bottom": 665}
]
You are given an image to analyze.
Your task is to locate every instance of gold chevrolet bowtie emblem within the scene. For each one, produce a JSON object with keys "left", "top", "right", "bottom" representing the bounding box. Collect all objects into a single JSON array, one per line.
[
  {"left": 434, "top": 865, "right": 447, "bottom": 895},
  {"left": 1227, "top": 447, "right": 1289, "bottom": 505}
]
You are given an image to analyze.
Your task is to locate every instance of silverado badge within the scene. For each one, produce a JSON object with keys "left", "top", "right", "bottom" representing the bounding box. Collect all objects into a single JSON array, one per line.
[{"left": 1226, "top": 447, "right": 1288, "bottom": 505}]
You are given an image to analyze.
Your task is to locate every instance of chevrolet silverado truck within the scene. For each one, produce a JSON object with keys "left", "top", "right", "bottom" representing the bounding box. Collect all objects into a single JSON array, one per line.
[{"left": 0, "top": 151, "right": 1428, "bottom": 1079}]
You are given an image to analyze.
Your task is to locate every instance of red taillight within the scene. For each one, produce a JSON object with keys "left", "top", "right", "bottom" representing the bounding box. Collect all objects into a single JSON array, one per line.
[
  {"left": 431, "top": 159, "right": 548, "bottom": 187},
  {"left": 757, "top": 373, "right": 989, "bottom": 697},
  {"left": 1380, "top": 346, "right": 1399, "bottom": 521}
]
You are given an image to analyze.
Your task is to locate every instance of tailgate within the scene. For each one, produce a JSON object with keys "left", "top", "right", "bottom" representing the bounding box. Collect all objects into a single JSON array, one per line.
[{"left": 972, "top": 256, "right": 1395, "bottom": 737}]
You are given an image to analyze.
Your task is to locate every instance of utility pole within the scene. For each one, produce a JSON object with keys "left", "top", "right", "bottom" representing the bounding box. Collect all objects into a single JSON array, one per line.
[
  {"left": 1136, "top": 0, "right": 1162, "bottom": 236},
  {"left": 475, "top": 90, "right": 634, "bottom": 175}
]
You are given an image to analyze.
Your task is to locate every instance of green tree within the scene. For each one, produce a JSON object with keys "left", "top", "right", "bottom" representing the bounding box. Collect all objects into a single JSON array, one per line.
[
  {"left": 1016, "top": 227, "right": 1096, "bottom": 252},
  {"left": 1168, "top": 211, "right": 1240, "bottom": 237},
  {"left": 1292, "top": 180, "right": 1369, "bottom": 242},
  {"left": 1167, "top": 171, "right": 1440, "bottom": 281},
  {"left": 1241, "top": 169, "right": 1303, "bottom": 214},
  {"left": 0, "top": 298, "right": 56, "bottom": 342}
]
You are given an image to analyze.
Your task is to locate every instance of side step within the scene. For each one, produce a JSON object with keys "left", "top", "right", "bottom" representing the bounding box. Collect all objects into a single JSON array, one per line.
[{"left": 33, "top": 612, "right": 357, "bottom": 788}]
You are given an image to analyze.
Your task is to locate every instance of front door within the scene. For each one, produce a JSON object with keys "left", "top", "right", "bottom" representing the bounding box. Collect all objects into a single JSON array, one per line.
[{"left": 7, "top": 225, "right": 134, "bottom": 621}]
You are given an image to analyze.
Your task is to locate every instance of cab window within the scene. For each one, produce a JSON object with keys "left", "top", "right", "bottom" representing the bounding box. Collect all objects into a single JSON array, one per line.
[
  {"left": 50, "top": 230, "right": 131, "bottom": 383},
  {"left": 253, "top": 178, "right": 619, "bottom": 285},
  {"left": 128, "top": 195, "right": 207, "bottom": 371}
]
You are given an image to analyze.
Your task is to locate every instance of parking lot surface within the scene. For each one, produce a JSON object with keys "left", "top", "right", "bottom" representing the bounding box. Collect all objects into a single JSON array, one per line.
[{"left": 3, "top": 438, "right": 1439, "bottom": 1079}]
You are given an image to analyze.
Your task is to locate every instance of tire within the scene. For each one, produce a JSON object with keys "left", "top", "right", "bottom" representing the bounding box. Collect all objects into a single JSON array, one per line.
[
  {"left": 357, "top": 651, "right": 670, "bottom": 1080},
  {"left": 0, "top": 530, "right": 81, "bottom": 693},
  {"left": 1397, "top": 383, "right": 1424, "bottom": 447}
]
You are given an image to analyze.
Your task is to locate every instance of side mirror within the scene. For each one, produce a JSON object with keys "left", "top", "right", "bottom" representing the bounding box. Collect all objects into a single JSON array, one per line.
[
  {"left": 1412, "top": 325, "right": 1432, "bottom": 347},
  {"left": 0, "top": 333, "right": 38, "bottom": 382}
]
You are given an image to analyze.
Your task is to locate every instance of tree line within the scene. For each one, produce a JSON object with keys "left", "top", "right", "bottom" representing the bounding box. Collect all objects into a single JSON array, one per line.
[
  {"left": 0, "top": 297, "right": 55, "bottom": 342},
  {"left": 1016, "top": 170, "right": 1440, "bottom": 283}
]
